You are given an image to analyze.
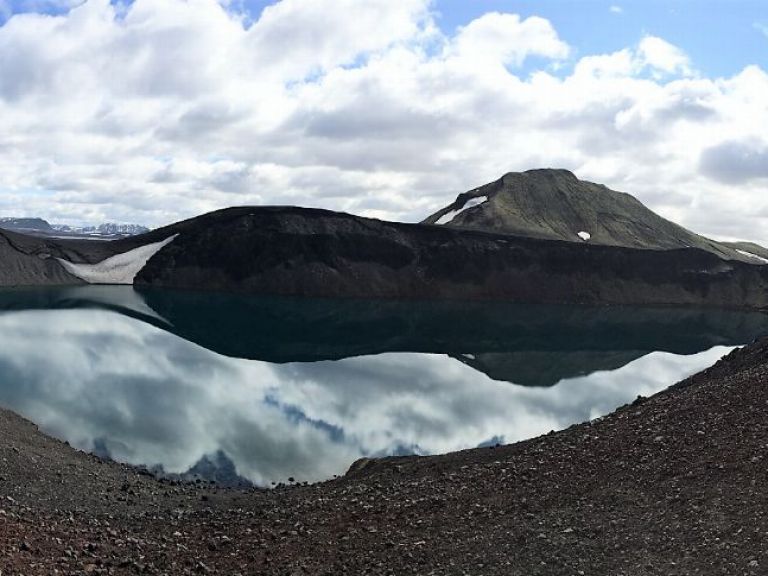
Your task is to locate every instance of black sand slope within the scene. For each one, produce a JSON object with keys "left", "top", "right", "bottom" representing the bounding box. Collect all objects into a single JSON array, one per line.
[
  {"left": 0, "top": 228, "right": 119, "bottom": 286},
  {"left": 131, "top": 206, "right": 768, "bottom": 308}
]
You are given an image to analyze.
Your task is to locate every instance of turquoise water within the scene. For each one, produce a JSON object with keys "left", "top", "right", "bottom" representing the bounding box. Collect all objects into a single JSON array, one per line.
[{"left": 0, "top": 286, "right": 763, "bottom": 486}]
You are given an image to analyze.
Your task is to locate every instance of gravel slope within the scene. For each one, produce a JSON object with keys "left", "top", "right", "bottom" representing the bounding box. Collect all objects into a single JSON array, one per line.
[
  {"left": 0, "top": 228, "right": 121, "bottom": 286},
  {"left": 2, "top": 338, "right": 768, "bottom": 575}
]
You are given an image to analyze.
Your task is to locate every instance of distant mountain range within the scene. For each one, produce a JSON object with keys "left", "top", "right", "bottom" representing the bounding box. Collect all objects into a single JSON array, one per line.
[{"left": 0, "top": 217, "right": 149, "bottom": 238}]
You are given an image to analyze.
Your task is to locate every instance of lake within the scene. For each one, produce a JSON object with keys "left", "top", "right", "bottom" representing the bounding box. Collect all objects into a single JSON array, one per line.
[{"left": 0, "top": 285, "right": 764, "bottom": 487}]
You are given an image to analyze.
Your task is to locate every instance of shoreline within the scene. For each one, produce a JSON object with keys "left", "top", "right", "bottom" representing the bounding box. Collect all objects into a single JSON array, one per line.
[{"left": 2, "top": 340, "right": 767, "bottom": 574}]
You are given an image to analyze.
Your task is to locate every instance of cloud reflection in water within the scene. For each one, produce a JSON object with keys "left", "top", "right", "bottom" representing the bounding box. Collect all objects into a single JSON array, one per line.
[{"left": 0, "top": 308, "right": 732, "bottom": 486}]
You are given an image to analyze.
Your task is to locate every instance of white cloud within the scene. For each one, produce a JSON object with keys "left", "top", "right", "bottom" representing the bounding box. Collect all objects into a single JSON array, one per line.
[
  {"left": 0, "top": 0, "right": 766, "bottom": 245},
  {"left": 450, "top": 12, "right": 569, "bottom": 68},
  {"left": 573, "top": 48, "right": 636, "bottom": 78},
  {"left": 637, "top": 35, "right": 693, "bottom": 77},
  {"left": 610, "top": 5, "right": 623, "bottom": 14}
]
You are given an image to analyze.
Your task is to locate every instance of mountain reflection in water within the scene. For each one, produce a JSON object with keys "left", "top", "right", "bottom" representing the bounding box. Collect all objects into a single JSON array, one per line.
[{"left": 0, "top": 286, "right": 763, "bottom": 486}]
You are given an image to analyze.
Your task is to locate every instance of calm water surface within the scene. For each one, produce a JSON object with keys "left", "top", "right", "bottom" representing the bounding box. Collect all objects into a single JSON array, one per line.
[{"left": 0, "top": 286, "right": 765, "bottom": 486}]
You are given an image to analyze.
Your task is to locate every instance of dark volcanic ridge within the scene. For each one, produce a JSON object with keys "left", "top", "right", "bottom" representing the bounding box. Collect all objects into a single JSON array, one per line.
[
  {"left": 130, "top": 205, "right": 768, "bottom": 309},
  {"left": 1, "top": 169, "right": 768, "bottom": 309},
  {"left": 3, "top": 336, "right": 768, "bottom": 574}
]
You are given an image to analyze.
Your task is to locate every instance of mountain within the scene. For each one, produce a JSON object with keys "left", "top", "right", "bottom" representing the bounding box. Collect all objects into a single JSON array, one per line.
[
  {"left": 52, "top": 223, "right": 150, "bottom": 236},
  {"left": 0, "top": 227, "right": 117, "bottom": 286},
  {"left": 93, "top": 205, "right": 766, "bottom": 309},
  {"left": 422, "top": 169, "right": 764, "bottom": 264},
  {"left": 3, "top": 203, "right": 767, "bottom": 309},
  {"left": 0, "top": 217, "right": 148, "bottom": 238},
  {"left": 2, "top": 170, "right": 768, "bottom": 309},
  {"left": 0, "top": 217, "right": 53, "bottom": 233}
]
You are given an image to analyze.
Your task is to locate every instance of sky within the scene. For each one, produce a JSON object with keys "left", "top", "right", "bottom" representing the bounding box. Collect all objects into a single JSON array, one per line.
[{"left": 0, "top": 0, "right": 766, "bottom": 243}]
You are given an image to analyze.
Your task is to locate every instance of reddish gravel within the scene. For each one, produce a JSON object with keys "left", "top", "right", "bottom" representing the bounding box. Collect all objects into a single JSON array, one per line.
[{"left": 3, "top": 338, "right": 768, "bottom": 575}]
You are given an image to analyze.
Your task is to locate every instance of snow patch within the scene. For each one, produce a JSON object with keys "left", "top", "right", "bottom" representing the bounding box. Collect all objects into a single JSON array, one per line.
[
  {"left": 736, "top": 249, "right": 768, "bottom": 264},
  {"left": 436, "top": 196, "right": 488, "bottom": 225},
  {"left": 57, "top": 235, "right": 178, "bottom": 285},
  {"left": 577, "top": 231, "right": 591, "bottom": 241},
  {"left": 435, "top": 211, "right": 458, "bottom": 225},
  {"left": 461, "top": 353, "right": 476, "bottom": 360},
  {"left": 461, "top": 196, "right": 488, "bottom": 211}
]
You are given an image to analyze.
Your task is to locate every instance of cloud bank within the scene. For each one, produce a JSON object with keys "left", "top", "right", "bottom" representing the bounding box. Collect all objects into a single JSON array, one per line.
[{"left": 0, "top": 0, "right": 766, "bottom": 243}]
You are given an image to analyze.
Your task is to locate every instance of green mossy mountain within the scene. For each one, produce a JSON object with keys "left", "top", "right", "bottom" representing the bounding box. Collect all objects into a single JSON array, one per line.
[{"left": 422, "top": 169, "right": 764, "bottom": 264}]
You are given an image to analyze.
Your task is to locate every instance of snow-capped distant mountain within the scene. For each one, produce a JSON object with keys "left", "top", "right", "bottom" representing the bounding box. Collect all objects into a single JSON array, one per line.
[
  {"left": 51, "top": 223, "right": 150, "bottom": 236},
  {"left": 97, "top": 223, "right": 150, "bottom": 236},
  {"left": 0, "top": 217, "right": 149, "bottom": 238}
]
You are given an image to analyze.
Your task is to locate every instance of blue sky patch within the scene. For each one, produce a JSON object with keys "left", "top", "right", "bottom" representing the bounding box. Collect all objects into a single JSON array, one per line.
[{"left": 2, "top": 0, "right": 765, "bottom": 77}]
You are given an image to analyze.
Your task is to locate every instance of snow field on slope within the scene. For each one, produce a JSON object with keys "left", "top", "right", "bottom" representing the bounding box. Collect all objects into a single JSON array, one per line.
[{"left": 57, "top": 235, "right": 178, "bottom": 284}]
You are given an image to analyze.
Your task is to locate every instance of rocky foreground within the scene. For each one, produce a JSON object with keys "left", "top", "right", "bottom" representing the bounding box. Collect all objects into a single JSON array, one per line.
[{"left": 3, "top": 339, "right": 768, "bottom": 575}]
